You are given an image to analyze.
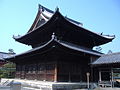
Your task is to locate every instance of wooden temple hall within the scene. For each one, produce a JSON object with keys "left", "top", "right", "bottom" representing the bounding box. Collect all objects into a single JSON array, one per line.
[{"left": 5, "top": 4, "right": 115, "bottom": 82}]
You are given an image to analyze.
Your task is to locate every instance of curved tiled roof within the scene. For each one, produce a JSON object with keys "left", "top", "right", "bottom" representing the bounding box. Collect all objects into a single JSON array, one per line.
[
  {"left": 27, "top": 4, "right": 83, "bottom": 33},
  {"left": 13, "top": 4, "right": 114, "bottom": 47},
  {"left": 6, "top": 34, "right": 102, "bottom": 61},
  {"left": 92, "top": 52, "right": 120, "bottom": 65}
]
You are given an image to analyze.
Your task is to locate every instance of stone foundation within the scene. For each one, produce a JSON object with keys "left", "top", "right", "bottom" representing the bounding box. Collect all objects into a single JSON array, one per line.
[{"left": 1, "top": 78, "right": 97, "bottom": 90}]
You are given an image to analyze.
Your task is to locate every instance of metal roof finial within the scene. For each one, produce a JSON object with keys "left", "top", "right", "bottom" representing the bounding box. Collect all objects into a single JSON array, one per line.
[
  {"left": 13, "top": 35, "right": 15, "bottom": 39},
  {"left": 55, "top": 6, "right": 59, "bottom": 12},
  {"left": 52, "top": 32, "right": 55, "bottom": 39}
]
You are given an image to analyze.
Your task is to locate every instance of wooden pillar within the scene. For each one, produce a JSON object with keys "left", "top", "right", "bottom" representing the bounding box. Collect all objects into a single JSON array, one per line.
[
  {"left": 68, "top": 72, "right": 71, "bottom": 82},
  {"left": 54, "top": 62, "right": 57, "bottom": 82},
  {"left": 90, "top": 57, "right": 93, "bottom": 82},
  {"left": 111, "top": 68, "right": 114, "bottom": 88},
  {"left": 99, "top": 70, "right": 101, "bottom": 82},
  {"left": 86, "top": 72, "right": 90, "bottom": 89},
  {"left": 45, "top": 63, "right": 47, "bottom": 81}
]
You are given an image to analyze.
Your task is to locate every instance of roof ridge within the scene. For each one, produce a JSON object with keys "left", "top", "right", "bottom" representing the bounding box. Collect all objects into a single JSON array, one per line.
[
  {"left": 0, "top": 52, "right": 10, "bottom": 54},
  {"left": 103, "top": 52, "right": 120, "bottom": 56}
]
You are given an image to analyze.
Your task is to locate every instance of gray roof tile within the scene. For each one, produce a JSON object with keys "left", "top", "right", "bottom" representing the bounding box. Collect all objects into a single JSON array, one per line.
[
  {"left": 92, "top": 52, "right": 120, "bottom": 65},
  {"left": 0, "top": 52, "right": 15, "bottom": 60}
]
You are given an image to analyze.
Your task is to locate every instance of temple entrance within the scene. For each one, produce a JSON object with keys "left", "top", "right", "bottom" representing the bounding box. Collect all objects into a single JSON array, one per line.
[
  {"left": 99, "top": 68, "right": 111, "bottom": 82},
  {"left": 101, "top": 71, "right": 111, "bottom": 81}
]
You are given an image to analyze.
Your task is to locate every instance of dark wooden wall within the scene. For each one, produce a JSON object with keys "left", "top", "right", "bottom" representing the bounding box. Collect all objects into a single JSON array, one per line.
[
  {"left": 15, "top": 48, "right": 92, "bottom": 82},
  {"left": 16, "top": 62, "right": 56, "bottom": 81}
]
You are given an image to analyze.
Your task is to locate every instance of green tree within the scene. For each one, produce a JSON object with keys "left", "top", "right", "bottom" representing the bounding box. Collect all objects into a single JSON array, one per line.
[{"left": 0, "top": 62, "right": 16, "bottom": 78}]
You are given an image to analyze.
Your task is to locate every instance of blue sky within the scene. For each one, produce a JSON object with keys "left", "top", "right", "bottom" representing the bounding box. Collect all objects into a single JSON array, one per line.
[{"left": 0, "top": 0, "right": 120, "bottom": 54}]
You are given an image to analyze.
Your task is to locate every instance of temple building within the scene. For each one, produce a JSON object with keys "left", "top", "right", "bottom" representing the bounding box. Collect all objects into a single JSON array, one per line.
[{"left": 5, "top": 4, "right": 114, "bottom": 82}]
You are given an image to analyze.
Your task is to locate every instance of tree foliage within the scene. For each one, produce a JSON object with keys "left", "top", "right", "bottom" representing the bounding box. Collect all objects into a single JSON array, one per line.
[{"left": 0, "top": 62, "right": 16, "bottom": 78}]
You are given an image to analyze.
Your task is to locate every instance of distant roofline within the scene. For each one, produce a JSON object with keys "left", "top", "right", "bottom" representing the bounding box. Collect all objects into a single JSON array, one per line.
[
  {"left": 0, "top": 51, "right": 15, "bottom": 61},
  {"left": 101, "top": 52, "right": 120, "bottom": 57},
  {"left": 0, "top": 51, "right": 15, "bottom": 54}
]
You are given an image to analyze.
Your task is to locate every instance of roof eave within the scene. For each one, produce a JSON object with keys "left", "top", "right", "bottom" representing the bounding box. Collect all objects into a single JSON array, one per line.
[
  {"left": 6, "top": 35, "right": 103, "bottom": 62},
  {"left": 12, "top": 8, "right": 60, "bottom": 44}
]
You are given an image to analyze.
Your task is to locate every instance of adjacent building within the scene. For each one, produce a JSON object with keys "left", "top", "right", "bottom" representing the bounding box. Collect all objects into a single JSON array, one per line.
[
  {"left": 92, "top": 52, "right": 120, "bottom": 83},
  {"left": 0, "top": 52, "right": 15, "bottom": 67}
]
